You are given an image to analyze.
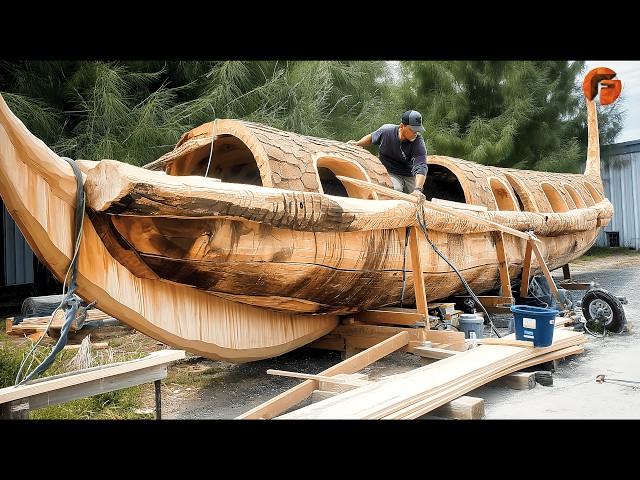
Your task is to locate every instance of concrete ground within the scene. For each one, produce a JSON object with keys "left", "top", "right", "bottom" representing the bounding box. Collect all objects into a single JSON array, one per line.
[
  {"left": 476, "top": 265, "right": 640, "bottom": 419},
  {"left": 161, "top": 253, "right": 640, "bottom": 420}
]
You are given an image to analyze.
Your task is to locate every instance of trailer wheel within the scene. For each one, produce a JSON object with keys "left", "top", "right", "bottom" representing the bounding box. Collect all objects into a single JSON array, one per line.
[{"left": 581, "top": 288, "right": 627, "bottom": 334}]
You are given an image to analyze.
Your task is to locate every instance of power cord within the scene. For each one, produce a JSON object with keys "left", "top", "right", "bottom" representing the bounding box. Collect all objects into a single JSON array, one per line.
[{"left": 415, "top": 204, "right": 501, "bottom": 338}]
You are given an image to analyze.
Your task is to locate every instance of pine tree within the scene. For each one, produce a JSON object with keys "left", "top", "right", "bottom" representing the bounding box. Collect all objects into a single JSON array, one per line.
[
  {"left": 0, "top": 61, "right": 394, "bottom": 166},
  {"left": 399, "top": 61, "right": 624, "bottom": 172}
]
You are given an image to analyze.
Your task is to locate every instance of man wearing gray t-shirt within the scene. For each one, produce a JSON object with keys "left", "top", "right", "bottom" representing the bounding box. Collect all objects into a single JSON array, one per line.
[{"left": 348, "top": 110, "right": 427, "bottom": 201}]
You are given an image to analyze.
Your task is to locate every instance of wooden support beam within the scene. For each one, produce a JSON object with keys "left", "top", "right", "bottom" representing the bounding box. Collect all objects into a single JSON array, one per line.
[
  {"left": 520, "top": 241, "right": 533, "bottom": 298},
  {"left": 28, "top": 365, "right": 168, "bottom": 412},
  {"left": 530, "top": 240, "right": 565, "bottom": 308},
  {"left": 0, "top": 350, "right": 185, "bottom": 408},
  {"left": 0, "top": 399, "right": 30, "bottom": 419},
  {"left": 494, "top": 232, "right": 512, "bottom": 299},
  {"left": 556, "top": 281, "right": 592, "bottom": 291},
  {"left": 336, "top": 175, "right": 538, "bottom": 242},
  {"left": 236, "top": 331, "right": 409, "bottom": 419},
  {"left": 355, "top": 309, "right": 425, "bottom": 326},
  {"left": 562, "top": 264, "right": 571, "bottom": 280},
  {"left": 489, "top": 371, "right": 536, "bottom": 390},
  {"left": 266, "top": 370, "right": 371, "bottom": 388},
  {"left": 409, "top": 227, "right": 429, "bottom": 327},
  {"left": 426, "top": 396, "right": 485, "bottom": 420}
]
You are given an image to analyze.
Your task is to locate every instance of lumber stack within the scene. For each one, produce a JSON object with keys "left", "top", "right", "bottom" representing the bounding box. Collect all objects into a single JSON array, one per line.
[
  {"left": 5, "top": 309, "right": 116, "bottom": 335},
  {"left": 279, "top": 329, "right": 585, "bottom": 419}
]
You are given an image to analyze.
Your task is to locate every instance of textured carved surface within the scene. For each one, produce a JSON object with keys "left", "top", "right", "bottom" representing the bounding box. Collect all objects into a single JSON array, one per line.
[{"left": 145, "top": 120, "right": 393, "bottom": 192}]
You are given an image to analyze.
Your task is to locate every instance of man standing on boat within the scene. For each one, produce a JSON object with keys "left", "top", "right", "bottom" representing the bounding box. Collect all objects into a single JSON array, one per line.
[{"left": 348, "top": 110, "right": 428, "bottom": 200}]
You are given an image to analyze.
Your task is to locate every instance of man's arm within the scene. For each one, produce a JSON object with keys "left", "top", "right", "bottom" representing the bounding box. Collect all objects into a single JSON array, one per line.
[
  {"left": 348, "top": 133, "right": 373, "bottom": 147},
  {"left": 411, "top": 155, "right": 428, "bottom": 200}
]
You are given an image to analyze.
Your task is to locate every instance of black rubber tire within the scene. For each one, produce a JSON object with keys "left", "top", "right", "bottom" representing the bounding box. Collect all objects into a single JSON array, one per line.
[{"left": 581, "top": 288, "right": 627, "bottom": 334}]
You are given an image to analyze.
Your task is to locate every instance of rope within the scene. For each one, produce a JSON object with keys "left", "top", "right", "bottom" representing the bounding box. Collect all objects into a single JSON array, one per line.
[
  {"left": 15, "top": 157, "right": 90, "bottom": 385},
  {"left": 204, "top": 118, "right": 217, "bottom": 178}
]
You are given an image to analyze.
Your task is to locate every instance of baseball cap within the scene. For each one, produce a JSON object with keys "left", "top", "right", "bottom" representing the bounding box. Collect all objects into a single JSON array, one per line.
[{"left": 401, "top": 110, "right": 425, "bottom": 133}]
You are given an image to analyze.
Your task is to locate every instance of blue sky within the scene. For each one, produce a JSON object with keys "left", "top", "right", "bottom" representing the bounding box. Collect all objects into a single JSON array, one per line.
[{"left": 584, "top": 61, "right": 640, "bottom": 143}]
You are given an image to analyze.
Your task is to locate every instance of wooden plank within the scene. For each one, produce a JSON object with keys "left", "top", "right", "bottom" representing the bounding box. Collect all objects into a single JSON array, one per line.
[
  {"left": 280, "top": 329, "right": 585, "bottom": 419},
  {"left": 266, "top": 370, "right": 371, "bottom": 387},
  {"left": 236, "top": 331, "right": 409, "bottom": 419},
  {"left": 408, "top": 345, "right": 460, "bottom": 359},
  {"left": 384, "top": 341, "right": 586, "bottom": 420},
  {"left": 355, "top": 309, "right": 425, "bottom": 326},
  {"left": 489, "top": 371, "right": 536, "bottom": 390},
  {"left": 320, "top": 374, "right": 370, "bottom": 393},
  {"left": 386, "top": 345, "right": 584, "bottom": 419},
  {"left": 478, "top": 338, "right": 535, "bottom": 348},
  {"left": 494, "top": 232, "right": 512, "bottom": 299},
  {"left": 63, "top": 342, "right": 109, "bottom": 351},
  {"left": 431, "top": 198, "right": 488, "bottom": 212},
  {"left": 409, "top": 227, "right": 429, "bottom": 326},
  {"left": 27, "top": 365, "right": 167, "bottom": 411},
  {"left": 0, "top": 350, "right": 185, "bottom": 405},
  {"left": 336, "top": 175, "right": 538, "bottom": 242},
  {"left": 520, "top": 241, "right": 533, "bottom": 298},
  {"left": 554, "top": 317, "right": 574, "bottom": 327},
  {"left": 5, "top": 318, "right": 13, "bottom": 334},
  {"left": 311, "top": 390, "right": 338, "bottom": 403},
  {"left": 427, "top": 396, "right": 485, "bottom": 420},
  {"left": 530, "top": 241, "right": 564, "bottom": 308}
]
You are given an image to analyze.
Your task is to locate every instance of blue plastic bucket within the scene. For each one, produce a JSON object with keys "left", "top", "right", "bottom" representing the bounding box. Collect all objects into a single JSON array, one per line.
[{"left": 510, "top": 305, "right": 558, "bottom": 347}]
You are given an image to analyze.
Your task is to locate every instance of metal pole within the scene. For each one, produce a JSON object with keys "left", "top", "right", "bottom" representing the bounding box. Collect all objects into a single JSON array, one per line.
[{"left": 154, "top": 380, "right": 161, "bottom": 420}]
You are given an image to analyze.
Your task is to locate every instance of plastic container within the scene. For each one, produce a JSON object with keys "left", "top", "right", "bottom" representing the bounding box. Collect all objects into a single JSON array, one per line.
[
  {"left": 510, "top": 305, "right": 558, "bottom": 347},
  {"left": 458, "top": 313, "right": 484, "bottom": 340}
]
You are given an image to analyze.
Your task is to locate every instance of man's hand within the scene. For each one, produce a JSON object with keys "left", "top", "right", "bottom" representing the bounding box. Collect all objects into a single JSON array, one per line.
[
  {"left": 410, "top": 189, "right": 426, "bottom": 203},
  {"left": 347, "top": 140, "right": 362, "bottom": 148}
]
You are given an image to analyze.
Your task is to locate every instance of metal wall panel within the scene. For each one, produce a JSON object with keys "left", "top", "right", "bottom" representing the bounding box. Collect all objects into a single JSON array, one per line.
[
  {"left": 3, "top": 204, "right": 34, "bottom": 286},
  {"left": 597, "top": 140, "right": 640, "bottom": 249}
]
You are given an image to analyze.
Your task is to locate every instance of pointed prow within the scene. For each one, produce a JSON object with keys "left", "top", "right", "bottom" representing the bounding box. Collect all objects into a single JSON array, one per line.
[{"left": 583, "top": 67, "right": 622, "bottom": 178}]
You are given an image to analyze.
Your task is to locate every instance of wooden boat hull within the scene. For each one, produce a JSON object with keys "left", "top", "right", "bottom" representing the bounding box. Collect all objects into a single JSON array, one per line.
[
  {"left": 0, "top": 67, "right": 616, "bottom": 361},
  {"left": 0, "top": 95, "right": 338, "bottom": 362}
]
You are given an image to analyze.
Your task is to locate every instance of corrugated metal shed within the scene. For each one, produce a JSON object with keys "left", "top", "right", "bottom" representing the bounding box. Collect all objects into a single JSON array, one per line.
[
  {"left": 2, "top": 200, "right": 34, "bottom": 286},
  {"left": 598, "top": 139, "right": 640, "bottom": 249}
]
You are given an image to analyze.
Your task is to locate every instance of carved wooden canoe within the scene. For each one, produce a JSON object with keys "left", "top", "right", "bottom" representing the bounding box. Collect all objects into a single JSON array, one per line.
[{"left": 0, "top": 68, "right": 620, "bottom": 362}]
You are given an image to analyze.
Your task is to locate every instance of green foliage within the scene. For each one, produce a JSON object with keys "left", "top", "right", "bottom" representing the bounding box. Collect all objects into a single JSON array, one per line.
[
  {"left": 0, "top": 332, "right": 151, "bottom": 419},
  {"left": 0, "top": 61, "right": 394, "bottom": 166},
  {"left": 0, "top": 60, "right": 625, "bottom": 173},
  {"left": 399, "top": 61, "right": 624, "bottom": 172}
]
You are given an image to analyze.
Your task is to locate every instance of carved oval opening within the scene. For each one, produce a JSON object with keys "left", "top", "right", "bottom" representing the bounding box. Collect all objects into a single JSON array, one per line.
[
  {"left": 584, "top": 182, "right": 604, "bottom": 203},
  {"left": 423, "top": 164, "right": 466, "bottom": 203},
  {"left": 542, "top": 183, "right": 569, "bottom": 213},
  {"left": 504, "top": 174, "right": 537, "bottom": 212},
  {"left": 489, "top": 177, "right": 519, "bottom": 211},
  {"left": 563, "top": 183, "right": 587, "bottom": 208},
  {"left": 166, "top": 135, "right": 263, "bottom": 186},
  {"left": 315, "top": 157, "right": 376, "bottom": 199}
]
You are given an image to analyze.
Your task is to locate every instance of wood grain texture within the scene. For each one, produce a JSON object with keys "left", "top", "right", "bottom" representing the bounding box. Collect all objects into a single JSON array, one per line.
[
  {"left": 0, "top": 94, "right": 338, "bottom": 362},
  {"left": 0, "top": 74, "right": 615, "bottom": 360}
]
